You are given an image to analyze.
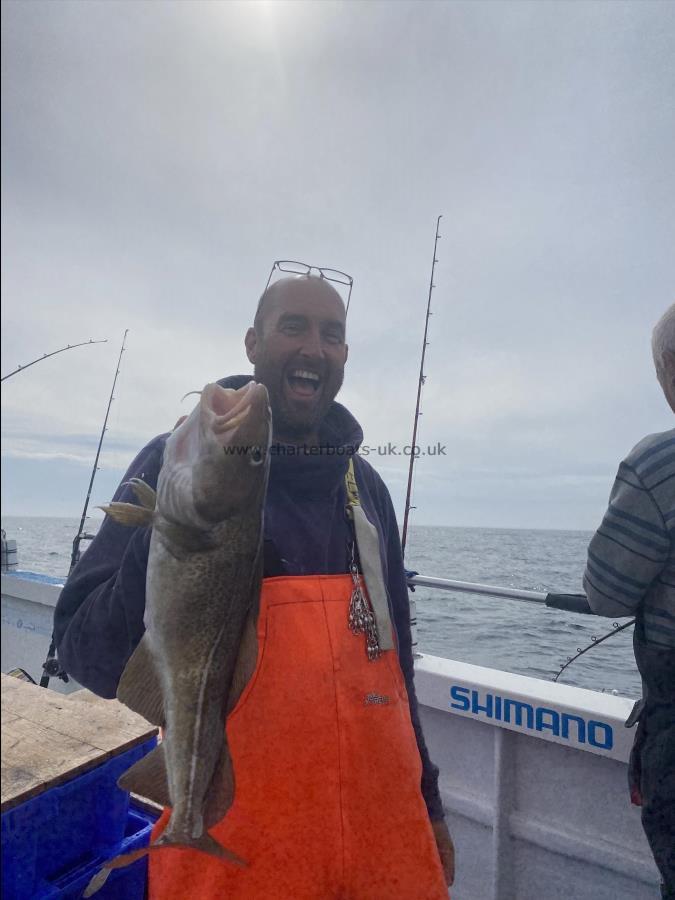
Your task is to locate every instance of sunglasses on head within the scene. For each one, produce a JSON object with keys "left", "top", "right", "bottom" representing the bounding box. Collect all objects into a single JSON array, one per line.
[{"left": 264, "top": 260, "right": 353, "bottom": 314}]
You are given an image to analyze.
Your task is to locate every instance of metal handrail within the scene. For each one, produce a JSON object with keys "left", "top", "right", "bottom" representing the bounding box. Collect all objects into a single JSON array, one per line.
[
  {"left": 409, "top": 574, "right": 549, "bottom": 604},
  {"left": 406, "top": 574, "right": 594, "bottom": 656},
  {"left": 407, "top": 574, "right": 591, "bottom": 613}
]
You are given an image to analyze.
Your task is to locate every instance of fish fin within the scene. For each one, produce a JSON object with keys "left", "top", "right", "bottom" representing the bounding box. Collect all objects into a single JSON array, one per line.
[
  {"left": 82, "top": 865, "right": 113, "bottom": 897},
  {"left": 117, "top": 743, "right": 170, "bottom": 808},
  {"left": 226, "top": 612, "right": 258, "bottom": 715},
  {"left": 156, "top": 830, "right": 246, "bottom": 867},
  {"left": 82, "top": 847, "right": 151, "bottom": 897},
  {"left": 204, "top": 742, "right": 236, "bottom": 829},
  {"left": 82, "top": 831, "right": 247, "bottom": 896},
  {"left": 153, "top": 517, "right": 218, "bottom": 552},
  {"left": 125, "top": 477, "right": 157, "bottom": 511},
  {"left": 99, "top": 502, "right": 154, "bottom": 528},
  {"left": 117, "top": 635, "right": 165, "bottom": 725}
]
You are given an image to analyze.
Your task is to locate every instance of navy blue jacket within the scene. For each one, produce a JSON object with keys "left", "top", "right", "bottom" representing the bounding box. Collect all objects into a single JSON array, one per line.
[{"left": 53, "top": 376, "right": 444, "bottom": 820}]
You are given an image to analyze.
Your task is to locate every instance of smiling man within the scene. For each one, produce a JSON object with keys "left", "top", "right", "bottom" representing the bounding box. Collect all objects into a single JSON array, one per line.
[
  {"left": 247, "top": 276, "right": 348, "bottom": 444},
  {"left": 54, "top": 268, "right": 454, "bottom": 899}
]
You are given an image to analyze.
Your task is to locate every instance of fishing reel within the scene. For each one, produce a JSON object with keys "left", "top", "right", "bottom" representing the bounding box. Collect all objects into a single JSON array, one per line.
[{"left": 41, "top": 656, "right": 70, "bottom": 684}]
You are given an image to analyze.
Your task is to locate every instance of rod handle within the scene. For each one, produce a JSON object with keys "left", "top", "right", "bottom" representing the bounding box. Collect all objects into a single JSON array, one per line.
[{"left": 545, "top": 592, "right": 593, "bottom": 614}]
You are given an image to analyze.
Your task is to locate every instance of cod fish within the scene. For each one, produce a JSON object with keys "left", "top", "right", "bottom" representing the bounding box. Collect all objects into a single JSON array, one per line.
[{"left": 84, "top": 380, "right": 271, "bottom": 896}]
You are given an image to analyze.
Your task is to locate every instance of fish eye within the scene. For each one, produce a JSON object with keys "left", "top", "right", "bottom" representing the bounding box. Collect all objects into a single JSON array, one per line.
[{"left": 249, "top": 447, "right": 264, "bottom": 466}]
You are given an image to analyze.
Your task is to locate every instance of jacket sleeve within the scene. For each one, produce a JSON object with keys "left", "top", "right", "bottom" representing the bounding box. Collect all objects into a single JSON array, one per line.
[
  {"left": 369, "top": 470, "right": 445, "bottom": 822},
  {"left": 53, "top": 435, "right": 166, "bottom": 698},
  {"left": 583, "top": 460, "right": 670, "bottom": 618}
]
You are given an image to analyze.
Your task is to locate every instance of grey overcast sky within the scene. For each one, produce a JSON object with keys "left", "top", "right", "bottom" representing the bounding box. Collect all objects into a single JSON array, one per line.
[{"left": 1, "top": 0, "right": 674, "bottom": 529}]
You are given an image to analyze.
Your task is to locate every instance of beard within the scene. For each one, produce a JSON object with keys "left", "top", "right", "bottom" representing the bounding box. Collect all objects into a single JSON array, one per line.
[{"left": 253, "top": 357, "right": 344, "bottom": 443}]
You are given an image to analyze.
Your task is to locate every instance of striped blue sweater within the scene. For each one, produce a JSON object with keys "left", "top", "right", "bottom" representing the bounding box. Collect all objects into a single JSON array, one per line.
[{"left": 583, "top": 429, "right": 675, "bottom": 649}]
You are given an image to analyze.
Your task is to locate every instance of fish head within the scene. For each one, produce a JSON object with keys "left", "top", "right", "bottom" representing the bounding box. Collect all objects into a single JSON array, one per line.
[{"left": 160, "top": 381, "right": 271, "bottom": 527}]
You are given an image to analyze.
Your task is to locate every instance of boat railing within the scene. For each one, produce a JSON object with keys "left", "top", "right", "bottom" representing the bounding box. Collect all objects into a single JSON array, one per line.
[{"left": 406, "top": 573, "right": 596, "bottom": 656}]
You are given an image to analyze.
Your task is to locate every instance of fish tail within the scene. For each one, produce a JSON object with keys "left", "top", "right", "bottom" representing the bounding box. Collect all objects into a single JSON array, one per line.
[
  {"left": 82, "top": 834, "right": 246, "bottom": 896},
  {"left": 155, "top": 831, "right": 247, "bottom": 867}
]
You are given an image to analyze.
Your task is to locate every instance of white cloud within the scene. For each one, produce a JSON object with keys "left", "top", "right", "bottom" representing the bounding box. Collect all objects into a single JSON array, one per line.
[{"left": 2, "top": 0, "right": 674, "bottom": 524}]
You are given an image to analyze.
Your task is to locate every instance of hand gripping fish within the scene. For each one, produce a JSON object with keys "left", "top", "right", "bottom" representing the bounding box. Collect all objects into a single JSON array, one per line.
[{"left": 84, "top": 381, "right": 271, "bottom": 896}]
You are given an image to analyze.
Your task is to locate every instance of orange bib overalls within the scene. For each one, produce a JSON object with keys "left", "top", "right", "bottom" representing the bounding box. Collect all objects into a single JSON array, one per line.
[{"left": 148, "top": 574, "right": 448, "bottom": 899}]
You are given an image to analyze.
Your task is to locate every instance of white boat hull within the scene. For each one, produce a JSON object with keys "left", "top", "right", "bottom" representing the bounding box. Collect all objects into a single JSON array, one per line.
[
  {"left": 1, "top": 572, "right": 81, "bottom": 693},
  {"left": 415, "top": 656, "right": 660, "bottom": 898}
]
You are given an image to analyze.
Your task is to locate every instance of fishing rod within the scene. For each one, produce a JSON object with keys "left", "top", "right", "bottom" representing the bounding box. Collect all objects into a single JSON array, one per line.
[
  {"left": 401, "top": 215, "right": 442, "bottom": 559},
  {"left": 69, "top": 329, "right": 129, "bottom": 573},
  {"left": 1, "top": 339, "right": 107, "bottom": 382},
  {"left": 40, "top": 329, "right": 129, "bottom": 688},
  {"left": 553, "top": 619, "right": 635, "bottom": 683}
]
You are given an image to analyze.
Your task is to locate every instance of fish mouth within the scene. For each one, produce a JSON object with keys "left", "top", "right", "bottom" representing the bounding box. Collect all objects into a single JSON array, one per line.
[
  {"left": 284, "top": 367, "right": 323, "bottom": 401},
  {"left": 201, "top": 382, "right": 267, "bottom": 439},
  {"left": 160, "top": 381, "right": 270, "bottom": 527}
]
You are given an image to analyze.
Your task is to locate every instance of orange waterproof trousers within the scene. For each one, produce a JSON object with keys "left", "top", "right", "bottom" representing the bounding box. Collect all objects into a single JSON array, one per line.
[{"left": 149, "top": 574, "right": 448, "bottom": 899}]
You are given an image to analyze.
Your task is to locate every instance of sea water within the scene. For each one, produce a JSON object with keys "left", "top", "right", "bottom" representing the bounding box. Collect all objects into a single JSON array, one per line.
[{"left": 1, "top": 516, "right": 640, "bottom": 697}]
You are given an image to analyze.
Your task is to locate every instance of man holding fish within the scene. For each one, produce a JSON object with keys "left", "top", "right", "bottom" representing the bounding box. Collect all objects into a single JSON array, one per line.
[{"left": 54, "top": 262, "right": 455, "bottom": 899}]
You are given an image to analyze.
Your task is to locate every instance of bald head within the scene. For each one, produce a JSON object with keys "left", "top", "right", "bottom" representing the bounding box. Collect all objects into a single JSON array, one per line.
[{"left": 254, "top": 275, "right": 346, "bottom": 336}]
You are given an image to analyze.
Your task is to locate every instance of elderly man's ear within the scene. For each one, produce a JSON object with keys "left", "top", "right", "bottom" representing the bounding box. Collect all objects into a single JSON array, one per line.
[
  {"left": 658, "top": 349, "right": 675, "bottom": 413},
  {"left": 245, "top": 328, "right": 258, "bottom": 365},
  {"left": 662, "top": 349, "right": 675, "bottom": 374}
]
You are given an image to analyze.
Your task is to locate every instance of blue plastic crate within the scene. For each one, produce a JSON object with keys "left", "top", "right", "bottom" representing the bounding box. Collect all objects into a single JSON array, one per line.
[
  {"left": 2, "top": 738, "right": 157, "bottom": 900},
  {"left": 38, "top": 805, "right": 157, "bottom": 900}
]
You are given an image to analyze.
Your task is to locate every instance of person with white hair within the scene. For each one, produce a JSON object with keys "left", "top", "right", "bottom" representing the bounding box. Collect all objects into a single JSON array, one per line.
[
  {"left": 583, "top": 303, "right": 675, "bottom": 899},
  {"left": 653, "top": 303, "right": 675, "bottom": 413}
]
